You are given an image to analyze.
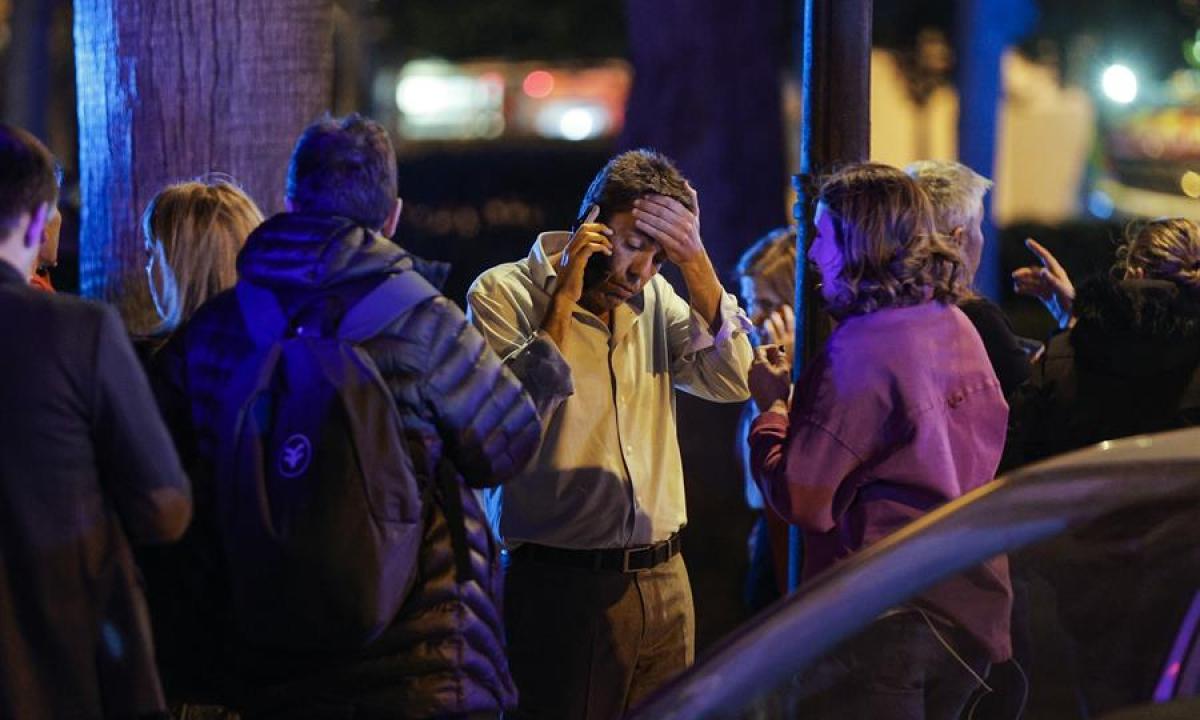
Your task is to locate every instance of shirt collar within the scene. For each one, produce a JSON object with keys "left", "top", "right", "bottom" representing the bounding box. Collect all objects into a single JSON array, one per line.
[{"left": 529, "top": 231, "right": 570, "bottom": 293}]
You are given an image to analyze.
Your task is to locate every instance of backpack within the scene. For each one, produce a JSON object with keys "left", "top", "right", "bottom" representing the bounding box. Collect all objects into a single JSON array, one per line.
[{"left": 215, "top": 271, "right": 438, "bottom": 652}]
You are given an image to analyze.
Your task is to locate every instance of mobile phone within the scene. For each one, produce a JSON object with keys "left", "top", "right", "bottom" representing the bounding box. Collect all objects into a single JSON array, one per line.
[
  {"left": 570, "top": 204, "right": 601, "bottom": 235},
  {"left": 573, "top": 204, "right": 610, "bottom": 286},
  {"left": 1015, "top": 336, "right": 1044, "bottom": 360}
]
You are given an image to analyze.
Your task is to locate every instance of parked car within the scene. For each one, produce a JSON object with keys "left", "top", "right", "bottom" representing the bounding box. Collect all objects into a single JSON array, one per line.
[{"left": 628, "top": 428, "right": 1200, "bottom": 720}]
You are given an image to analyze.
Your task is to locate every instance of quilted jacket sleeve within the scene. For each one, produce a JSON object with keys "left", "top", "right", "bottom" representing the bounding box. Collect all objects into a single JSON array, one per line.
[{"left": 417, "top": 296, "right": 541, "bottom": 488}]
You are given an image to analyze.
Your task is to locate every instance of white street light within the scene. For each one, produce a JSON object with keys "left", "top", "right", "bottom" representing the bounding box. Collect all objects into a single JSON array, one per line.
[{"left": 1102, "top": 64, "right": 1138, "bottom": 104}]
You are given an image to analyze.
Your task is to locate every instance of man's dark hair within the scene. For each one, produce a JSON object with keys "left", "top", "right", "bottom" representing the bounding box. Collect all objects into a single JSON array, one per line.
[
  {"left": 577, "top": 149, "right": 693, "bottom": 224},
  {"left": 0, "top": 124, "right": 58, "bottom": 236},
  {"left": 286, "top": 113, "right": 398, "bottom": 231}
]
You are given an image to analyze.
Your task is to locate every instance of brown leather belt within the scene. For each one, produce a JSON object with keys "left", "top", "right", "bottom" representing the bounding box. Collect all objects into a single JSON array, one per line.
[{"left": 516, "top": 532, "right": 682, "bottom": 573}]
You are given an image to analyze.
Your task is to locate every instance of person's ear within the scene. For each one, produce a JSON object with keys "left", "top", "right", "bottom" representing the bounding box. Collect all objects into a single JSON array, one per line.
[
  {"left": 381, "top": 197, "right": 403, "bottom": 239},
  {"left": 23, "top": 203, "right": 49, "bottom": 249},
  {"left": 950, "top": 226, "right": 966, "bottom": 247}
]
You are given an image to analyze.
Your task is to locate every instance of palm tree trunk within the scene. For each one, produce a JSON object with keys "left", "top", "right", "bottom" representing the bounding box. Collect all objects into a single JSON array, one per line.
[{"left": 74, "top": 0, "right": 334, "bottom": 331}]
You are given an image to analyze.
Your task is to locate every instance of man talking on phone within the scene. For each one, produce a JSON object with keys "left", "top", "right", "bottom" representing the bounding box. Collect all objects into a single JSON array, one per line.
[{"left": 467, "top": 149, "right": 753, "bottom": 719}]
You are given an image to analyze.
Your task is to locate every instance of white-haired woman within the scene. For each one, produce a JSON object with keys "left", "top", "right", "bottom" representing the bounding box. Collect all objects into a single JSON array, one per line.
[{"left": 908, "top": 160, "right": 1034, "bottom": 397}]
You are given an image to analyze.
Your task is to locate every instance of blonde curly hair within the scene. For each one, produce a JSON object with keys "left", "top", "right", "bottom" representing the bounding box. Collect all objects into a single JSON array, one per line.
[
  {"left": 817, "top": 163, "right": 967, "bottom": 318},
  {"left": 1116, "top": 217, "right": 1200, "bottom": 294}
]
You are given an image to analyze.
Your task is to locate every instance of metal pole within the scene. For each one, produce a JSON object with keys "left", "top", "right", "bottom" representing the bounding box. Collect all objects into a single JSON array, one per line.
[
  {"left": 789, "top": 0, "right": 872, "bottom": 592},
  {"left": 956, "top": 0, "right": 1037, "bottom": 300}
]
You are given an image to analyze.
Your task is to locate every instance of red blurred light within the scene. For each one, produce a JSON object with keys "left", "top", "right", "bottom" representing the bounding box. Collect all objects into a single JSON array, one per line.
[{"left": 523, "top": 70, "right": 555, "bottom": 98}]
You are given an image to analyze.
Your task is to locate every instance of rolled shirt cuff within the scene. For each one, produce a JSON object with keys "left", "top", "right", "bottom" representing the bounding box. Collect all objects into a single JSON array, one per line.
[{"left": 685, "top": 291, "right": 754, "bottom": 356}]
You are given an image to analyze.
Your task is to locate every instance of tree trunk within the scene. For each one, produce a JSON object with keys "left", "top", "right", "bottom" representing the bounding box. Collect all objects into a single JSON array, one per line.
[
  {"left": 620, "top": 0, "right": 788, "bottom": 278},
  {"left": 74, "top": 0, "right": 335, "bottom": 332}
]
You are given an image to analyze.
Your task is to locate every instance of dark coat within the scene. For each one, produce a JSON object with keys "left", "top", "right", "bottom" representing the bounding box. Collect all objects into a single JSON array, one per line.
[
  {"left": 0, "top": 262, "right": 192, "bottom": 719},
  {"left": 1013, "top": 277, "right": 1200, "bottom": 464},
  {"left": 958, "top": 296, "right": 1032, "bottom": 399},
  {"left": 159, "top": 213, "right": 539, "bottom": 718}
]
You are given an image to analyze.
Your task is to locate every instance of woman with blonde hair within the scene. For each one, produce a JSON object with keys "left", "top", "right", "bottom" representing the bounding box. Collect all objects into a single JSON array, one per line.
[
  {"left": 1009, "top": 224, "right": 1200, "bottom": 716},
  {"left": 1016, "top": 216, "right": 1200, "bottom": 462},
  {"left": 747, "top": 163, "right": 1011, "bottom": 719},
  {"left": 734, "top": 227, "right": 798, "bottom": 611},
  {"left": 135, "top": 177, "right": 261, "bottom": 710},
  {"left": 143, "top": 177, "right": 263, "bottom": 338}
]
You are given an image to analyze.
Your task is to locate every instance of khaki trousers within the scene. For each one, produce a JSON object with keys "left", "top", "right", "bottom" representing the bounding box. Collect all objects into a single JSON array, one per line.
[{"left": 503, "top": 551, "right": 694, "bottom": 720}]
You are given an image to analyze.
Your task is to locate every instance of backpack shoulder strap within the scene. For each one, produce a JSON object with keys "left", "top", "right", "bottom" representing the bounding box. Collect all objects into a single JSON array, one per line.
[
  {"left": 236, "top": 281, "right": 289, "bottom": 347},
  {"left": 219, "top": 283, "right": 288, "bottom": 496},
  {"left": 435, "top": 458, "right": 472, "bottom": 584},
  {"left": 338, "top": 271, "right": 440, "bottom": 344}
]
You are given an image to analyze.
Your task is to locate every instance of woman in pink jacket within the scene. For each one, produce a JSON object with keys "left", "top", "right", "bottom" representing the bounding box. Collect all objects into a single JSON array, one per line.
[{"left": 748, "top": 163, "right": 1011, "bottom": 720}]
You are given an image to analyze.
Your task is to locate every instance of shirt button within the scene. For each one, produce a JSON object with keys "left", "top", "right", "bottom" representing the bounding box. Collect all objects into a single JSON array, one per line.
[
  {"left": 948, "top": 391, "right": 965, "bottom": 408},
  {"left": 626, "top": 445, "right": 634, "bottom": 454}
]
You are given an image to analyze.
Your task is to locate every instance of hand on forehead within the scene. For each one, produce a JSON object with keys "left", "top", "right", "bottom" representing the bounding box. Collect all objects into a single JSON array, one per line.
[
  {"left": 637, "top": 192, "right": 690, "bottom": 213},
  {"left": 630, "top": 184, "right": 704, "bottom": 266}
]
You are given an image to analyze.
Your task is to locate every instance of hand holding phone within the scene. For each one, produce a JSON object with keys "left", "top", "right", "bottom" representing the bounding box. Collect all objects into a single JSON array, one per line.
[
  {"left": 542, "top": 205, "right": 612, "bottom": 348},
  {"left": 556, "top": 204, "right": 612, "bottom": 305}
]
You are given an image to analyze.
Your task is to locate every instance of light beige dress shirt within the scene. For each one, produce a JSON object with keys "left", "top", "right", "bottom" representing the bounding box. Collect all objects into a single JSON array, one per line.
[{"left": 467, "top": 231, "right": 753, "bottom": 549}]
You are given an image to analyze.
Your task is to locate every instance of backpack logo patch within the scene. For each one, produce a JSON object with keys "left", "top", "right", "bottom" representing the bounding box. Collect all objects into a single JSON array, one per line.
[{"left": 279, "top": 434, "right": 313, "bottom": 478}]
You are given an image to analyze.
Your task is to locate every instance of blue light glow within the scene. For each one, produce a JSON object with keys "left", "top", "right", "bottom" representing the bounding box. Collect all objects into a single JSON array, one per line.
[{"left": 1088, "top": 190, "right": 1115, "bottom": 219}]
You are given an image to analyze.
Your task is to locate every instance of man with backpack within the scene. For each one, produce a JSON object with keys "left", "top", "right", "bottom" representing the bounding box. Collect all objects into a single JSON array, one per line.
[{"left": 161, "top": 114, "right": 540, "bottom": 719}]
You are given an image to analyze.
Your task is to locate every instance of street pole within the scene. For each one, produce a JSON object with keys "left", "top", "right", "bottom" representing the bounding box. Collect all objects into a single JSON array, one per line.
[
  {"left": 956, "top": 0, "right": 1037, "bottom": 300},
  {"left": 789, "top": 0, "right": 872, "bottom": 591}
]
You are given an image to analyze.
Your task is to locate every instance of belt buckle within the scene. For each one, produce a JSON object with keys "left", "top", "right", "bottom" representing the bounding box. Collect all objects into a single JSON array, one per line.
[{"left": 621, "top": 547, "right": 647, "bottom": 573}]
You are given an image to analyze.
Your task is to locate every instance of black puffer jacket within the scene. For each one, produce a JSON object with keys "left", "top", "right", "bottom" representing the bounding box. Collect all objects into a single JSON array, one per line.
[
  {"left": 159, "top": 213, "right": 538, "bottom": 718},
  {"left": 1013, "top": 277, "right": 1200, "bottom": 464}
]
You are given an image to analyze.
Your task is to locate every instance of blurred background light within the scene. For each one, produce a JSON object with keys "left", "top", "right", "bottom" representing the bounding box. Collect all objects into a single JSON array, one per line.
[
  {"left": 1101, "top": 63, "right": 1139, "bottom": 104},
  {"left": 385, "top": 59, "right": 629, "bottom": 143},
  {"left": 1088, "top": 189, "right": 1116, "bottom": 219},
  {"left": 394, "top": 59, "right": 505, "bottom": 140},
  {"left": 522, "top": 69, "right": 555, "bottom": 98},
  {"left": 559, "top": 107, "right": 596, "bottom": 140},
  {"left": 396, "top": 75, "right": 451, "bottom": 116},
  {"left": 535, "top": 101, "right": 608, "bottom": 141},
  {"left": 1180, "top": 170, "right": 1200, "bottom": 198}
]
